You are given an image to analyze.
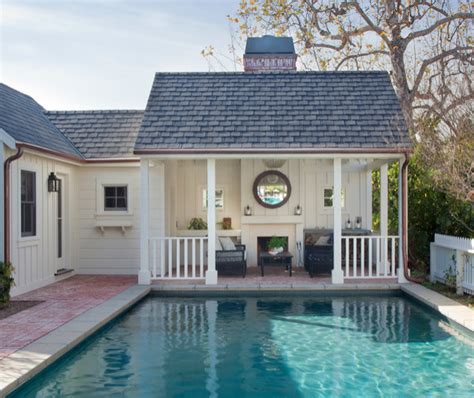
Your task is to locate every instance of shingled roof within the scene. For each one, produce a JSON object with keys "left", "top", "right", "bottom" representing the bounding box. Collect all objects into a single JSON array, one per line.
[
  {"left": 0, "top": 83, "right": 83, "bottom": 158},
  {"left": 135, "top": 71, "right": 411, "bottom": 153},
  {"left": 45, "top": 110, "right": 143, "bottom": 159}
]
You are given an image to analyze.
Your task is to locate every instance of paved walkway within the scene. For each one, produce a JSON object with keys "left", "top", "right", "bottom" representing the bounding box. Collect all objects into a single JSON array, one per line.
[{"left": 0, "top": 275, "right": 136, "bottom": 360}]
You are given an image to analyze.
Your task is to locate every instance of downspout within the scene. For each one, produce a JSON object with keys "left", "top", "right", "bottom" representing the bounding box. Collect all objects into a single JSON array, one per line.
[
  {"left": 4, "top": 146, "right": 23, "bottom": 263},
  {"left": 401, "top": 152, "right": 422, "bottom": 283}
]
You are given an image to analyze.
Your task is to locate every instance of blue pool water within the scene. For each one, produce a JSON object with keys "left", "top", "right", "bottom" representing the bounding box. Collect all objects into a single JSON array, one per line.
[{"left": 10, "top": 294, "right": 474, "bottom": 397}]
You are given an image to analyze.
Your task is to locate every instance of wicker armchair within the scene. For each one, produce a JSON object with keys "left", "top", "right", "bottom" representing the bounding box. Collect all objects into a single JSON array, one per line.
[{"left": 216, "top": 244, "right": 247, "bottom": 277}]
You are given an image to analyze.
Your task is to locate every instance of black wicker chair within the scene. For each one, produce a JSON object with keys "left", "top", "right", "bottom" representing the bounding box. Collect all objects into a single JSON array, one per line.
[{"left": 216, "top": 244, "right": 247, "bottom": 277}]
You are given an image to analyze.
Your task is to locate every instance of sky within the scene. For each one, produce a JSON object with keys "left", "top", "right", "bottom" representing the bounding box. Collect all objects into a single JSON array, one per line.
[{"left": 1, "top": 0, "right": 241, "bottom": 110}]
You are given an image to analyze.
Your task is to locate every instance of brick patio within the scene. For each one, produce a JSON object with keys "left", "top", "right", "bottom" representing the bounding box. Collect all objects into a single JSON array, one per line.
[{"left": 0, "top": 275, "right": 136, "bottom": 360}]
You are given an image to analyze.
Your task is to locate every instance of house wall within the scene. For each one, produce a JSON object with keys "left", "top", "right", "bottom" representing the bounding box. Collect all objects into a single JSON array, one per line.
[
  {"left": 9, "top": 150, "right": 79, "bottom": 296},
  {"left": 172, "top": 159, "right": 242, "bottom": 232},
  {"left": 75, "top": 164, "right": 141, "bottom": 275}
]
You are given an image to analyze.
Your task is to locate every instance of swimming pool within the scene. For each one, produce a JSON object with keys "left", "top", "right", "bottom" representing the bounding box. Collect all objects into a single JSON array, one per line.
[{"left": 9, "top": 294, "right": 474, "bottom": 397}]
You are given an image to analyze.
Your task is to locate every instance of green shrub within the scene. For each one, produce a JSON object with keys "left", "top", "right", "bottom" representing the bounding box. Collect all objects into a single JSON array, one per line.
[{"left": 0, "top": 261, "right": 14, "bottom": 305}]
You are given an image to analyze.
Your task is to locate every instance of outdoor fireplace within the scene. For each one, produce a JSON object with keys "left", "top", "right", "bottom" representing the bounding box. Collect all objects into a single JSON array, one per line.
[{"left": 257, "top": 236, "right": 288, "bottom": 265}]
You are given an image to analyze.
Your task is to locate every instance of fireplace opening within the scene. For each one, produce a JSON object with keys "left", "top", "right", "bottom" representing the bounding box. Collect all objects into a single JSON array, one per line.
[{"left": 257, "top": 236, "right": 288, "bottom": 265}]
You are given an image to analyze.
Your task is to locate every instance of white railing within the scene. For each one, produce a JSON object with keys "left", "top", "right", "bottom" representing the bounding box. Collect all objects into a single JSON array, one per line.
[
  {"left": 150, "top": 237, "right": 207, "bottom": 280},
  {"left": 430, "top": 234, "right": 474, "bottom": 295},
  {"left": 342, "top": 236, "right": 399, "bottom": 279}
]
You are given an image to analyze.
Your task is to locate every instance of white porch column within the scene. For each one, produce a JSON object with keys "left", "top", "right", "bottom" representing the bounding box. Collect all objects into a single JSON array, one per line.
[
  {"left": 206, "top": 159, "right": 218, "bottom": 284},
  {"left": 380, "top": 163, "right": 388, "bottom": 275},
  {"left": 398, "top": 160, "right": 408, "bottom": 283},
  {"left": 332, "top": 158, "right": 344, "bottom": 284},
  {"left": 139, "top": 159, "right": 151, "bottom": 285}
]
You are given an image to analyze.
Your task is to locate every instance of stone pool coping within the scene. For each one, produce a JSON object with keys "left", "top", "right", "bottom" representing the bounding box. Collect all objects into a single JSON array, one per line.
[
  {"left": 400, "top": 283, "right": 474, "bottom": 335},
  {"left": 0, "top": 285, "right": 150, "bottom": 397},
  {"left": 1, "top": 282, "right": 472, "bottom": 396}
]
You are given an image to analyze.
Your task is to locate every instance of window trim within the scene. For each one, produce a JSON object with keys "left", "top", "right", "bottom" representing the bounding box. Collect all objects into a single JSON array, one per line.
[
  {"left": 95, "top": 178, "right": 133, "bottom": 216},
  {"left": 322, "top": 186, "right": 346, "bottom": 210},
  {"left": 200, "top": 186, "right": 225, "bottom": 211},
  {"left": 18, "top": 164, "right": 40, "bottom": 242}
]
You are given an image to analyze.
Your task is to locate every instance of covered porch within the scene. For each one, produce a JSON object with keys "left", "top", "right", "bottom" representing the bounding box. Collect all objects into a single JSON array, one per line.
[{"left": 137, "top": 153, "right": 408, "bottom": 286}]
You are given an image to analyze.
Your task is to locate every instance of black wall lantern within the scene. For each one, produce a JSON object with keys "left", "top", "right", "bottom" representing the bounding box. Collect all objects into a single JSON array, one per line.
[{"left": 48, "top": 172, "right": 60, "bottom": 193}]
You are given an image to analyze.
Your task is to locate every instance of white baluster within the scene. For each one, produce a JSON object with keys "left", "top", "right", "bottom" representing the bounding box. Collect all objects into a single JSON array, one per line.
[
  {"left": 368, "top": 238, "right": 373, "bottom": 277},
  {"left": 152, "top": 240, "right": 157, "bottom": 278},
  {"left": 353, "top": 237, "right": 357, "bottom": 277},
  {"left": 391, "top": 237, "right": 396, "bottom": 276},
  {"left": 168, "top": 239, "right": 173, "bottom": 278},
  {"left": 160, "top": 239, "right": 165, "bottom": 277},
  {"left": 184, "top": 238, "right": 188, "bottom": 278},
  {"left": 345, "top": 238, "right": 349, "bottom": 277},
  {"left": 192, "top": 238, "right": 196, "bottom": 278},
  {"left": 200, "top": 238, "right": 204, "bottom": 278},
  {"left": 361, "top": 237, "right": 365, "bottom": 277},
  {"left": 176, "top": 238, "right": 181, "bottom": 278}
]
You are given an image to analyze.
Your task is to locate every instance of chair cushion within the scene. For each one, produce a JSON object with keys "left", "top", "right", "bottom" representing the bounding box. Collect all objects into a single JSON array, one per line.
[
  {"left": 216, "top": 236, "right": 223, "bottom": 251},
  {"left": 217, "top": 251, "right": 242, "bottom": 262},
  {"left": 220, "top": 237, "right": 236, "bottom": 251}
]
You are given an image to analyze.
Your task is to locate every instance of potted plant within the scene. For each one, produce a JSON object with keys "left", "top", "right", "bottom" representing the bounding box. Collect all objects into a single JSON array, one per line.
[
  {"left": 187, "top": 218, "right": 208, "bottom": 230},
  {"left": 267, "top": 236, "right": 287, "bottom": 255}
]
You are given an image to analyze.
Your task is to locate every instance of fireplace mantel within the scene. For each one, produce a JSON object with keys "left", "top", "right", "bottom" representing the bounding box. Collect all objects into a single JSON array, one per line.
[{"left": 241, "top": 215, "right": 303, "bottom": 225}]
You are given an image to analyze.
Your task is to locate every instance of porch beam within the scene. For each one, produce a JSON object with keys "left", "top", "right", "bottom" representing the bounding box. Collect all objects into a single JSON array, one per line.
[
  {"left": 332, "top": 158, "right": 344, "bottom": 284},
  {"left": 138, "top": 159, "right": 151, "bottom": 285},
  {"left": 365, "top": 158, "right": 395, "bottom": 172},
  {"left": 206, "top": 159, "right": 218, "bottom": 284},
  {"left": 142, "top": 153, "right": 406, "bottom": 161}
]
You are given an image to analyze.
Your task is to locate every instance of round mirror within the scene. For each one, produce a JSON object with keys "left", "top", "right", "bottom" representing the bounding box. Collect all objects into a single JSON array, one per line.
[{"left": 253, "top": 170, "right": 291, "bottom": 209}]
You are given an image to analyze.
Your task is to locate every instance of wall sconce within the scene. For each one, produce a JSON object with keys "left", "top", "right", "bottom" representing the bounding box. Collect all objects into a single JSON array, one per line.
[
  {"left": 48, "top": 172, "right": 60, "bottom": 193},
  {"left": 244, "top": 205, "right": 252, "bottom": 216},
  {"left": 294, "top": 205, "right": 302, "bottom": 216}
]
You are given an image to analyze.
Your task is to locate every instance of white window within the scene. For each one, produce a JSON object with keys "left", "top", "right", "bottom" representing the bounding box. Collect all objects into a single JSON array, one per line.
[
  {"left": 21, "top": 170, "right": 36, "bottom": 237},
  {"left": 323, "top": 187, "right": 345, "bottom": 208},
  {"left": 202, "top": 188, "right": 224, "bottom": 210},
  {"left": 104, "top": 186, "right": 128, "bottom": 211},
  {"left": 96, "top": 178, "right": 132, "bottom": 215}
]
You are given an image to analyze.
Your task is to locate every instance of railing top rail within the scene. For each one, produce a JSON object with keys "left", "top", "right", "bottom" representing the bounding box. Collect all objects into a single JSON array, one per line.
[
  {"left": 149, "top": 236, "right": 208, "bottom": 240},
  {"left": 342, "top": 235, "right": 399, "bottom": 239}
]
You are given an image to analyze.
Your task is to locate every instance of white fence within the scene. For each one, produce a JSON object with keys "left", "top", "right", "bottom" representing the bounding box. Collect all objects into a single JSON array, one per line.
[
  {"left": 430, "top": 234, "right": 474, "bottom": 295},
  {"left": 150, "top": 237, "right": 207, "bottom": 280},
  {"left": 342, "top": 236, "right": 399, "bottom": 279}
]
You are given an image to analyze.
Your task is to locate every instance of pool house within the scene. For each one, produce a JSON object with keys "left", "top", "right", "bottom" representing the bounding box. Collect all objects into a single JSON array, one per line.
[{"left": 1, "top": 36, "right": 411, "bottom": 295}]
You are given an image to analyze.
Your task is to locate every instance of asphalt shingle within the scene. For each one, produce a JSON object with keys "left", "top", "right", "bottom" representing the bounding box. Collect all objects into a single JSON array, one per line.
[
  {"left": 45, "top": 110, "right": 144, "bottom": 159},
  {"left": 135, "top": 71, "right": 411, "bottom": 152},
  {"left": 0, "top": 83, "right": 83, "bottom": 158}
]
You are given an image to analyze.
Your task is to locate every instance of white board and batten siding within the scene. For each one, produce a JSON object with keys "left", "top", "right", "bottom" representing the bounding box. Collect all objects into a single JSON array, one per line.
[
  {"left": 240, "top": 159, "right": 371, "bottom": 229},
  {"left": 9, "top": 151, "right": 78, "bottom": 296}
]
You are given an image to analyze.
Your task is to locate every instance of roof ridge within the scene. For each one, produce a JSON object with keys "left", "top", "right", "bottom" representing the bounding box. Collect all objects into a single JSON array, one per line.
[
  {"left": 45, "top": 109, "right": 144, "bottom": 114},
  {"left": 153, "top": 70, "right": 389, "bottom": 76}
]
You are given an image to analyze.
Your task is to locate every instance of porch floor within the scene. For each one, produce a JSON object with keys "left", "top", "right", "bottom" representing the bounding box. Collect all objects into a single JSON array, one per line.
[
  {"left": 0, "top": 275, "right": 137, "bottom": 360},
  {"left": 152, "top": 266, "right": 398, "bottom": 286}
]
